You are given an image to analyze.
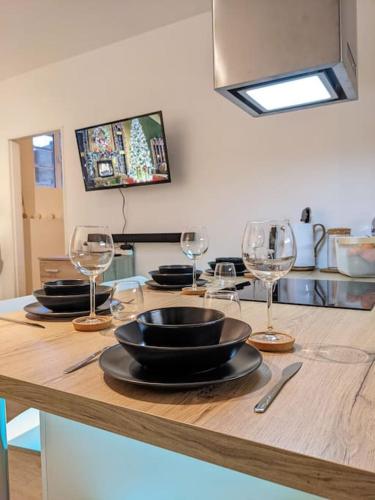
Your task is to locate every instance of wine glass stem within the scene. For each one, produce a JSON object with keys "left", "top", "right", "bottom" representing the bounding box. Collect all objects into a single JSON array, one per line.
[
  {"left": 89, "top": 275, "right": 97, "bottom": 318},
  {"left": 266, "top": 281, "right": 274, "bottom": 332},
  {"left": 192, "top": 258, "right": 197, "bottom": 290}
]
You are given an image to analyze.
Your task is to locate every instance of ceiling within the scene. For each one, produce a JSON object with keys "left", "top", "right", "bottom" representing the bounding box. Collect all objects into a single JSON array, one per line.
[{"left": 0, "top": 0, "right": 211, "bottom": 82}]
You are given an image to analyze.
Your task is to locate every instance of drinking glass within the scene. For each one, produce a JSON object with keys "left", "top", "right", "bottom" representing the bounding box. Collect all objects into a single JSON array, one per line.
[
  {"left": 180, "top": 226, "right": 209, "bottom": 290},
  {"left": 214, "top": 262, "right": 237, "bottom": 289},
  {"left": 69, "top": 225, "right": 114, "bottom": 324},
  {"left": 242, "top": 220, "right": 296, "bottom": 342},
  {"left": 203, "top": 289, "right": 241, "bottom": 320},
  {"left": 110, "top": 280, "right": 144, "bottom": 322}
]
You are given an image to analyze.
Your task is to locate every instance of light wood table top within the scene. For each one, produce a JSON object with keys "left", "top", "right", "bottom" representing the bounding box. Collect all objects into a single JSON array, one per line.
[{"left": 0, "top": 287, "right": 375, "bottom": 499}]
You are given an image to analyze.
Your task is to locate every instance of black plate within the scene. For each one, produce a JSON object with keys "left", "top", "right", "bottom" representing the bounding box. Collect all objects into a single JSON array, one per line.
[
  {"left": 208, "top": 261, "right": 246, "bottom": 273},
  {"left": 149, "top": 270, "right": 202, "bottom": 286},
  {"left": 99, "top": 343, "right": 262, "bottom": 389},
  {"left": 24, "top": 299, "right": 116, "bottom": 319},
  {"left": 115, "top": 318, "right": 251, "bottom": 373},
  {"left": 145, "top": 279, "right": 207, "bottom": 291},
  {"left": 33, "top": 285, "right": 112, "bottom": 312}
]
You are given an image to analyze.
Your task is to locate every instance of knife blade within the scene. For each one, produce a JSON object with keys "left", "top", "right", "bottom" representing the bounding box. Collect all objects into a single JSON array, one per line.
[
  {"left": 254, "top": 362, "right": 303, "bottom": 413},
  {"left": 0, "top": 316, "right": 45, "bottom": 329}
]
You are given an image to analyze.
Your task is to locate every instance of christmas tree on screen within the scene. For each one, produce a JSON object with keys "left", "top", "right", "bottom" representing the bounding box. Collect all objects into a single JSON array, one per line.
[{"left": 129, "top": 119, "right": 153, "bottom": 181}]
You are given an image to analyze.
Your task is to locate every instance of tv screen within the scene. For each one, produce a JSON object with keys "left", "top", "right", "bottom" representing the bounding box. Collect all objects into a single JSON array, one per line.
[{"left": 75, "top": 111, "right": 171, "bottom": 191}]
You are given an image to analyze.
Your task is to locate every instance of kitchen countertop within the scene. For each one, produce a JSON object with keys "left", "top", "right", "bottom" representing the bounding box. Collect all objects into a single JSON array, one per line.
[{"left": 0, "top": 286, "right": 374, "bottom": 499}]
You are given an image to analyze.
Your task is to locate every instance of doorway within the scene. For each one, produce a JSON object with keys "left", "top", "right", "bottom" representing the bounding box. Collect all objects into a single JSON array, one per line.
[{"left": 11, "top": 131, "right": 65, "bottom": 295}]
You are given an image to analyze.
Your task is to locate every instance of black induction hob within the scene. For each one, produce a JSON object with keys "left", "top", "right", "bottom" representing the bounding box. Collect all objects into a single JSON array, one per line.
[{"left": 236, "top": 278, "right": 375, "bottom": 311}]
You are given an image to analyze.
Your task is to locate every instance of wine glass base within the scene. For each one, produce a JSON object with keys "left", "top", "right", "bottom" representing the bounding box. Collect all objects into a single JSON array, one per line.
[
  {"left": 248, "top": 331, "right": 295, "bottom": 353},
  {"left": 72, "top": 315, "right": 112, "bottom": 332}
]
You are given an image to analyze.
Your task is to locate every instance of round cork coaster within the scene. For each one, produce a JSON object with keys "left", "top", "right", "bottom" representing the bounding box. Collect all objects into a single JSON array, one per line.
[
  {"left": 244, "top": 272, "right": 257, "bottom": 279},
  {"left": 248, "top": 332, "right": 295, "bottom": 353},
  {"left": 72, "top": 315, "right": 112, "bottom": 332},
  {"left": 320, "top": 267, "right": 338, "bottom": 273},
  {"left": 180, "top": 287, "right": 207, "bottom": 297},
  {"left": 292, "top": 266, "right": 315, "bottom": 271}
]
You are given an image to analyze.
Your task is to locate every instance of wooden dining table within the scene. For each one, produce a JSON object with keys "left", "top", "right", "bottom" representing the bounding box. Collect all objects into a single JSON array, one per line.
[{"left": 0, "top": 281, "right": 375, "bottom": 499}]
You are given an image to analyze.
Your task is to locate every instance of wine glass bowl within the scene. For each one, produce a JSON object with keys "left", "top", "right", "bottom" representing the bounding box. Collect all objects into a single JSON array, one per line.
[
  {"left": 69, "top": 225, "right": 114, "bottom": 325},
  {"left": 242, "top": 220, "right": 296, "bottom": 343},
  {"left": 180, "top": 226, "right": 209, "bottom": 290},
  {"left": 214, "top": 262, "right": 237, "bottom": 289}
]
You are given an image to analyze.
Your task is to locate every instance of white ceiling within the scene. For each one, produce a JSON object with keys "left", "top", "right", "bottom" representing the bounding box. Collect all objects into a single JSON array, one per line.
[{"left": 0, "top": 0, "right": 211, "bottom": 82}]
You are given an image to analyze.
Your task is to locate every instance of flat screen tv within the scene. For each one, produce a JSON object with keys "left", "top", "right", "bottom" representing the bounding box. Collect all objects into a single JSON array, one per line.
[{"left": 75, "top": 111, "right": 171, "bottom": 191}]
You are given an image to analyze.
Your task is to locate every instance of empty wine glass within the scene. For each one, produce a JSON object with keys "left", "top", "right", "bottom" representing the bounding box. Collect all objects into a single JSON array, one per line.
[
  {"left": 69, "top": 225, "right": 114, "bottom": 324},
  {"left": 242, "top": 220, "right": 296, "bottom": 343},
  {"left": 110, "top": 280, "right": 144, "bottom": 322},
  {"left": 214, "top": 262, "right": 237, "bottom": 289},
  {"left": 203, "top": 289, "right": 241, "bottom": 320},
  {"left": 180, "top": 226, "right": 209, "bottom": 290}
]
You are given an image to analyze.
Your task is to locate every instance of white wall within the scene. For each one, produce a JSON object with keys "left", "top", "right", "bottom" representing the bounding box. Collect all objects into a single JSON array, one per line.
[{"left": 0, "top": 4, "right": 374, "bottom": 298}]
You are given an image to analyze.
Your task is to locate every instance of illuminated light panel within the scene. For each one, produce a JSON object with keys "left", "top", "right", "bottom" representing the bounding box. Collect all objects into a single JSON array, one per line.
[{"left": 245, "top": 74, "right": 337, "bottom": 112}]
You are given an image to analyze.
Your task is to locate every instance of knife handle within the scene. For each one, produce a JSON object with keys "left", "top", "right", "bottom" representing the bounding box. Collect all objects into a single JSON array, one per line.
[{"left": 254, "top": 379, "right": 287, "bottom": 413}]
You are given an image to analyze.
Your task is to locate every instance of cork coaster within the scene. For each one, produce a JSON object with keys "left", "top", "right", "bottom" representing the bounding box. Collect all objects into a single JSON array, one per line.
[
  {"left": 248, "top": 332, "right": 295, "bottom": 352},
  {"left": 72, "top": 315, "right": 112, "bottom": 332},
  {"left": 320, "top": 267, "right": 338, "bottom": 273},
  {"left": 244, "top": 272, "right": 257, "bottom": 279},
  {"left": 292, "top": 266, "right": 315, "bottom": 271},
  {"left": 180, "top": 287, "right": 207, "bottom": 297}
]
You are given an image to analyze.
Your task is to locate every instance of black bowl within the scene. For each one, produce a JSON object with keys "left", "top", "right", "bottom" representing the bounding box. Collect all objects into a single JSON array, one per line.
[
  {"left": 137, "top": 307, "right": 225, "bottom": 347},
  {"left": 149, "top": 270, "right": 202, "bottom": 286},
  {"left": 158, "top": 265, "right": 194, "bottom": 274},
  {"left": 115, "top": 318, "right": 251, "bottom": 373},
  {"left": 208, "top": 260, "right": 246, "bottom": 273},
  {"left": 43, "top": 279, "right": 90, "bottom": 296},
  {"left": 33, "top": 285, "right": 112, "bottom": 312}
]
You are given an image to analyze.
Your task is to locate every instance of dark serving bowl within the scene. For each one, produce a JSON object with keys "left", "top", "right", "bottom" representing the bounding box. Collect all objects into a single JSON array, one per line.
[
  {"left": 149, "top": 270, "right": 202, "bottom": 286},
  {"left": 43, "top": 279, "right": 90, "bottom": 296},
  {"left": 137, "top": 307, "right": 225, "bottom": 347},
  {"left": 33, "top": 285, "right": 112, "bottom": 312},
  {"left": 158, "top": 265, "right": 193, "bottom": 274},
  {"left": 115, "top": 317, "right": 251, "bottom": 373},
  {"left": 208, "top": 259, "right": 246, "bottom": 273}
]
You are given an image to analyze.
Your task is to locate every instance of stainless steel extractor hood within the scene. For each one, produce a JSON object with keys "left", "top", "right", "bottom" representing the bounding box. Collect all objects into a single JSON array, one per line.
[{"left": 213, "top": 0, "right": 358, "bottom": 117}]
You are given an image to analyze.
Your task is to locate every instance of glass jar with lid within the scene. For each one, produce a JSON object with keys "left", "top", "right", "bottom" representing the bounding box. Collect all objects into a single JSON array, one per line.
[{"left": 325, "top": 228, "right": 351, "bottom": 271}]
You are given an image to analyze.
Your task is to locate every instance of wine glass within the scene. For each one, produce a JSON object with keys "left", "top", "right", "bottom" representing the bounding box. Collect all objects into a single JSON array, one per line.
[
  {"left": 204, "top": 289, "right": 241, "bottom": 320},
  {"left": 110, "top": 280, "right": 144, "bottom": 322},
  {"left": 242, "top": 220, "right": 296, "bottom": 342},
  {"left": 180, "top": 226, "right": 209, "bottom": 290},
  {"left": 214, "top": 262, "right": 237, "bottom": 289},
  {"left": 69, "top": 225, "right": 114, "bottom": 324}
]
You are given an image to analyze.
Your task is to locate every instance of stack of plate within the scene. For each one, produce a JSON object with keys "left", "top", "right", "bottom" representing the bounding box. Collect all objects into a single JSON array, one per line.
[
  {"left": 99, "top": 306, "right": 262, "bottom": 389},
  {"left": 146, "top": 265, "right": 206, "bottom": 290},
  {"left": 24, "top": 279, "right": 113, "bottom": 319},
  {"left": 206, "top": 257, "right": 247, "bottom": 276}
]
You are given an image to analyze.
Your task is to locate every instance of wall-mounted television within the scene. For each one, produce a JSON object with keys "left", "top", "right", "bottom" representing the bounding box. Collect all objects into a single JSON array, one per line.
[{"left": 75, "top": 111, "right": 171, "bottom": 191}]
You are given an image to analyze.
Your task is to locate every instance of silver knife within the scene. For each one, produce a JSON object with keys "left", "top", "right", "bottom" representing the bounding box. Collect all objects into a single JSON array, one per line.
[
  {"left": 63, "top": 346, "right": 111, "bottom": 374},
  {"left": 254, "top": 362, "right": 303, "bottom": 413},
  {"left": 0, "top": 316, "right": 45, "bottom": 329}
]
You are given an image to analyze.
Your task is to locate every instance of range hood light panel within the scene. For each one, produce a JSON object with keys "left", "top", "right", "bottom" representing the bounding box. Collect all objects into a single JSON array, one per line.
[{"left": 245, "top": 74, "right": 338, "bottom": 112}]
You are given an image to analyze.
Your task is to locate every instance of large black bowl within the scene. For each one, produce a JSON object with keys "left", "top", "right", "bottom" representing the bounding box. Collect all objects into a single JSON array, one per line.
[
  {"left": 115, "top": 318, "right": 251, "bottom": 373},
  {"left": 149, "top": 270, "right": 202, "bottom": 286},
  {"left": 43, "top": 279, "right": 90, "bottom": 296},
  {"left": 33, "top": 285, "right": 112, "bottom": 312},
  {"left": 137, "top": 307, "right": 225, "bottom": 347},
  {"left": 158, "top": 265, "right": 193, "bottom": 274}
]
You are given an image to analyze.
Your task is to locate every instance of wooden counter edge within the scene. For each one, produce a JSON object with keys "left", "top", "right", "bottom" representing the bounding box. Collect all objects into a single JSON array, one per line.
[{"left": 0, "top": 376, "right": 374, "bottom": 499}]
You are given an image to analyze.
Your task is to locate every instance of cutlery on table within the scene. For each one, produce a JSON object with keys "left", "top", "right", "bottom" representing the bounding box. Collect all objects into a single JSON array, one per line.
[
  {"left": 63, "top": 346, "right": 112, "bottom": 374},
  {"left": 254, "top": 362, "right": 303, "bottom": 413},
  {"left": 0, "top": 316, "right": 45, "bottom": 329}
]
